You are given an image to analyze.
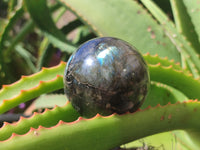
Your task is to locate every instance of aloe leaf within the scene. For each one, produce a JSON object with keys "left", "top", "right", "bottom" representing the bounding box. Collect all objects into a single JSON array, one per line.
[
  {"left": 0, "top": 80, "right": 185, "bottom": 141},
  {"left": 24, "top": 0, "right": 76, "bottom": 53},
  {"left": 36, "top": 2, "right": 70, "bottom": 69},
  {"left": 125, "top": 130, "right": 196, "bottom": 150},
  {"left": 143, "top": 53, "right": 190, "bottom": 74},
  {"left": 182, "top": 0, "right": 200, "bottom": 44},
  {"left": 141, "top": 0, "right": 200, "bottom": 78},
  {"left": 142, "top": 81, "right": 188, "bottom": 109},
  {"left": 0, "top": 102, "right": 79, "bottom": 141},
  {"left": 0, "top": 62, "right": 66, "bottom": 114},
  {"left": 34, "top": 94, "right": 68, "bottom": 109},
  {"left": 0, "top": 101, "right": 199, "bottom": 150},
  {"left": 0, "top": 56, "right": 199, "bottom": 114},
  {"left": 170, "top": 0, "right": 200, "bottom": 53},
  {"left": 173, "top": 130, "right": 200, "bottom": 150},
  {"left": 59, "top": 0, "right": 181, "bottom": 62},
  {"left": 149, "top": 64, "right": 200, "bottom": 100}
]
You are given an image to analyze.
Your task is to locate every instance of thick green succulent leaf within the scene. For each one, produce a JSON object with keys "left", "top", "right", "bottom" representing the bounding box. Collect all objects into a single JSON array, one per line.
[
  {"left": 0, "top": 80, "right": 183, "bottom": 141},
  {"left": 124, "top": 130, "right": 197, "bottom": 150},
  {"left": 142, "top": 81, "right": 188, "bottom": 109},
  {"left": 0, "top": 79, "right": 184, "bottom": 141},
  {"left": 182, "top": 0, "right": 200, "bottom": 44},
  {"left": 0, "top": 56, "right": 199, "bottom": 114},
  {"left": 170, "top": 0, "right": 200, "bottom": 53},
  {"left": 173, "top": 130, "right": 200, "bottom": 150},
  {"left": 0, "top": 101, "right": 200, "bottom": 150},
  {"left": 59, "top": 0, "right": 181, "bottom": 62},
  {"left": 141, "top": 0, "right": 200, "bottom": 78},
  {"left": 143, "top": 53, "right": 190, "bottom": 74},
  {"left": 149, "top": 64, "right": 200, "bottom": 100},
  {"left": 34, "top": 94, "right": 68, "bottom": 109},
  {"left": 0, "top": 62, "right": 66, "bottom": 114},
  {"left": 135, "top": 80, "right": 194, "bottom": 150},
  {"left": 0, "top": 102, "right": 79, "bottom": 141},
  {"left": 24, "top": 0, "right": 76, "bottom": 53}
]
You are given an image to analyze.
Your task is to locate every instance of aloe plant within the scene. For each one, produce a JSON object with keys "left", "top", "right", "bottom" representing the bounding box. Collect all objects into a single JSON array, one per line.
[{"left": 0, "top": 0, "right": 200, "bottom": 149}]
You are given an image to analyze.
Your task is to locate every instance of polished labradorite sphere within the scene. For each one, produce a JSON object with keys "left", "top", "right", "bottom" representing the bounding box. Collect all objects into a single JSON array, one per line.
[{"left": 64, "top": 37, "right": 150, "bottom": 118}]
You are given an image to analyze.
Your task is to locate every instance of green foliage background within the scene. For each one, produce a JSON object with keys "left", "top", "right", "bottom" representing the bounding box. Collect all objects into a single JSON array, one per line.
[{"left": 0, "top": 0, "right": 200, "bottom": 149}]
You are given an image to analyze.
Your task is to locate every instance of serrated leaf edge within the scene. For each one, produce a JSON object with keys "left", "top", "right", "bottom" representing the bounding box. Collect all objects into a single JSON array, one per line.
[{"left": 1, "top": 100, "right": 198, "bottom": 143}]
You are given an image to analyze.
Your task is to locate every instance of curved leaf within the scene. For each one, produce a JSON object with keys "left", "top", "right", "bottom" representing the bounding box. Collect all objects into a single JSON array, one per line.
[
  {"left": 59, "top": 0, "right": 181, "bottom": 62},
  {"left": 142, "top": 81, "right": 188, "bottom": 109},
  {"left": 0, "top": 101, "right": 199, "bottom": 149},
  {"left": 125, "top": 130, "right": 197, "bottom": 150},
  {"left": 24, "top": 0, "right": 76, "bottom": 53},
  {"left": 141, "top": 0, "right": 200, "bottom": 78},
  {"left": 170, "top": 0, "right": 200, "bottom": 53},
  {"left": 0, "top": 80, "right": 185, "bottom": 141},
  {"left": 0, "top": 57, "right": 199, "bottom": 114},
  {"left": 0, "top": 102, "right": 79, "bottom": 141},
  {"left": 0, "top": 62, "right": 66, "bottom": 114},
  {"left": 149, "top": 64, "right": 200, "bottom": 99},
  {"left": 0, "top": 80, "right": 186, "bottom": 141},
  {"left": 0, "top": 4, "right": 24, "bottom": 52},
  {"left": 183, "top": 0, "right": 200, "bottom": 44},
  {"left": 143, "top": 53, "right": 190, "bottom": 74},
  {"left": 34, "top": 94, "right": 68, "bottom": 109}
]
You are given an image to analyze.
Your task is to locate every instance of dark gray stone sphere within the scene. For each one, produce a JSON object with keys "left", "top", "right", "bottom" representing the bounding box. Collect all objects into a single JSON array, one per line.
[{"left": 64, "top": 37, "right": 150, "bottom": 118}]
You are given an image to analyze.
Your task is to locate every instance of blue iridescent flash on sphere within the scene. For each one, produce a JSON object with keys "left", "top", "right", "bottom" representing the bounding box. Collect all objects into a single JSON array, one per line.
[{"left": 64, "top": 37, "right": 150, "bottom": 117}]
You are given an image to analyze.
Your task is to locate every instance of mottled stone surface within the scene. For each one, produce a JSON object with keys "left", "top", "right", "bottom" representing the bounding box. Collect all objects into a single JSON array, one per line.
[{"left": 64, "top": 37, "right": 150, "bottom": 117}]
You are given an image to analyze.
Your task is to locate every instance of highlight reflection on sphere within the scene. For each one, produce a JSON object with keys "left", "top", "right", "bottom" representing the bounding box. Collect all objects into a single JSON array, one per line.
[{"left": 64, "top": 37, "right": 150, "bottom": 118}]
